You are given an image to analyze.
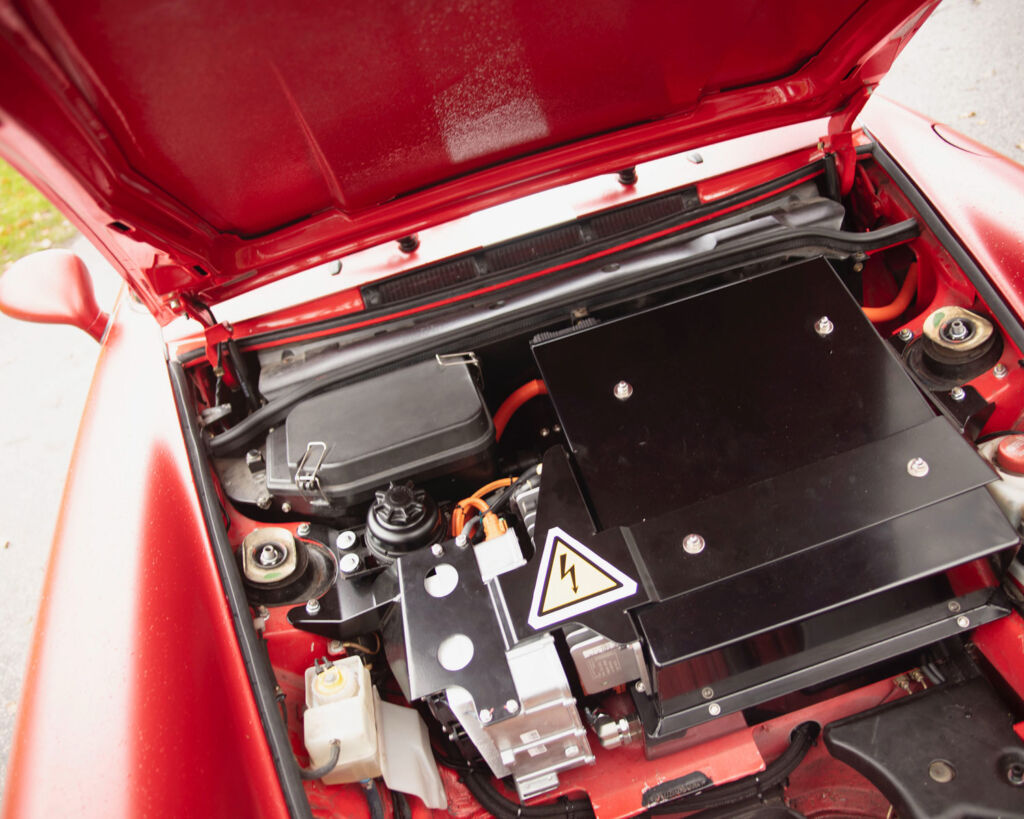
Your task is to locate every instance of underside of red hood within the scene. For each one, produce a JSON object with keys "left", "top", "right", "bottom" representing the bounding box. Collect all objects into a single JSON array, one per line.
[{"left": 0, "top": 0, "right": 936, "bottom": 320}]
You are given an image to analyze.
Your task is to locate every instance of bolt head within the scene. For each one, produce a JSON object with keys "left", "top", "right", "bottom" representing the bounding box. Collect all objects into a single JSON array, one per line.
[
  {"left": 708, "top": 703, "right": 722, "bottom": 717},
  {"left": 255, "top": 493, "right": 273, "bottom": 510},
  {"left": 700, "top": 686, "right": 715, "bottom": 700},
  {"left": 948, "top": 600, "right": 962, "bottom": 613},
  {"left": 478, "top": 708, "right": 493, "bottom": 724},
  {"left": 635, "top": 681, "right": 646, "bottom": 694},
  {"left": 340, "top": 553, "right": 361, "bottom": 574},
  {"left": 431, "top": 543, "right": 444, "bottom": 557},
  {"left": 504, "top": 699, "right": 520, "bottom": 715},
  {"left": 907, "top": 457, "right": 930, "bottom": 478},
  {"left": 281, "top": 502, "right": 292, "bottom": 514},
  {"left": 305, "top": 598, "right": 321, "bottom": 615},
  {"left": 297, "top": 522, "right": 311, "bottom": 537},
  {"left": 950, "top": 386, "right": 966, "bottom": 402},
  {"left": 898, "top": 328, "right": 914, "bottom": 341},
  {"left": 683, "top": 534, "right": 706, "bottom": 555},
  {"left": 995, "top": 363, "right": 1009, "bottom": 379},
  {"left": 614, "top": 380, "right": 634, "bottom": 401},
  {"left": 327, "top": 639, "right": 344, "bottom": 654},
  {"left": 258, "top": 543, "right": 284, "bottom": 567},
  {"left": 336, "top": 530, "right": 357, "bottom": 550},
  {"left": 814, "top": 316, "right": 834, "bottom": 337},
  {"left": 956, "top": 615, "right": 970, "bottom": 629}
]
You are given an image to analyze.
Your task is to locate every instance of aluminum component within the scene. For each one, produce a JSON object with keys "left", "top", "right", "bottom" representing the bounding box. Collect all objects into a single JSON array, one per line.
[
  {"left": 446, "top": 634, "right": 593, "bottom": 800},
  {"left": 587, "top": 710, "right": 642, "bottom": 750},
  {"left": 565, "top": 626, "right": 649, "bottom": 695},
  {"left": 814, "top": 315, "right": 834, "bottom": 336},
  {"left": 613, "top": 380, "right": 633, "bottom": 401}
]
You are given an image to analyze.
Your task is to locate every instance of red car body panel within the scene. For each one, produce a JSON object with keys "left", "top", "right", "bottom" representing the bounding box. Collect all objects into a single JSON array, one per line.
[
  {"left": 0, "top": 299, "right": 288, "bottom": 819},
  {"left": 0, "top": 0, "right": 936, "bottom": 318}
]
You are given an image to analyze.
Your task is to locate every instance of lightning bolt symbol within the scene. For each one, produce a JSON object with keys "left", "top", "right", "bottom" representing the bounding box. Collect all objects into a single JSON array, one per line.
[{"left": 560, "top": 553, "right": 578, "bottom": 593}]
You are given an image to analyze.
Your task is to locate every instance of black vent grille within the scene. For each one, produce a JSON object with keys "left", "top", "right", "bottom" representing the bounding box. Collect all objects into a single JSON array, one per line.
[
  {"left": 366, "top": 258, "right": 478, "bottom": 306},
  {"left": 484, "top": 225, "right": 584, "bottom": 271}
]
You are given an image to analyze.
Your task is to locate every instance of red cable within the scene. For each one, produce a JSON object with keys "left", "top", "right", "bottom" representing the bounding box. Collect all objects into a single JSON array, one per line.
[{"left": 493, "top": 379, "right": 548, "bottom": 441}]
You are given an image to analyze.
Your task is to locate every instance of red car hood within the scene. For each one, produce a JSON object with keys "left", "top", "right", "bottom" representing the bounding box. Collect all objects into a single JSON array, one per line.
[{"left": 0, "top": 0, "right": 936, "bottom": 321}]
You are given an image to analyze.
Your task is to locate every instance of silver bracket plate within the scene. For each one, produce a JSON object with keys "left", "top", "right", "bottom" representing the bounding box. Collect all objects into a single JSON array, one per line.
[{"left": 295, "top": 441, "right": 330, "bottom": 505}]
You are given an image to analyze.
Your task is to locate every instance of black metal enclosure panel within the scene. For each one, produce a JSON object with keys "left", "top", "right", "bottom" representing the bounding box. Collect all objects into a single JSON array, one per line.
[{"left": 520, "top": 258, "right": 1017, "bottom": 738}]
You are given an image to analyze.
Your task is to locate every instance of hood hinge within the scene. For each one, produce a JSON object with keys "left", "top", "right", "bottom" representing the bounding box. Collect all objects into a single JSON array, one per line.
[{"left": 820, "top": 88, "right": 871, "bottom": 199}]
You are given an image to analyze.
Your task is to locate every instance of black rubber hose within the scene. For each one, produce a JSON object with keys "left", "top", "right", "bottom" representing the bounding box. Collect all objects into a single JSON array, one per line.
[
  {"left": 362, "top": 780, "right": 385, "bottom": 819},
  {"left": 643, "top": 722, "right": 820, "bottom": 815},
  {"left": 460, "top": 769, "right": 595, "bottom": 818},
  {"left": 298, "top": 740, "right": 341, "bottom": 781}
]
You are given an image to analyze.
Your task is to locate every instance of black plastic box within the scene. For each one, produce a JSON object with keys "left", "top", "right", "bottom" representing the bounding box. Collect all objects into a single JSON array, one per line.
[{"left": 265, "top": 358, "right": 493, "bottom": 514}]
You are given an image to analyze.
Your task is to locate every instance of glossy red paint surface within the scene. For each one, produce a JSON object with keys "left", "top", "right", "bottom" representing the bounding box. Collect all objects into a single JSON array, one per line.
[
  {"left": 0, "top": 249, "right": 108, "bottom": 340},
  {"left": 1, "top": 298, "right": 288, "bottom": 818},
  {"left": 0, "top": 1, "right": 936, "bottom": 315}
]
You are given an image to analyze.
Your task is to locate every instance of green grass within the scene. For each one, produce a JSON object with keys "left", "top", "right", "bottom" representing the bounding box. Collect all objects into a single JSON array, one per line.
[{"left": 1, "top": 158, "right": 77, "bottom": 274}]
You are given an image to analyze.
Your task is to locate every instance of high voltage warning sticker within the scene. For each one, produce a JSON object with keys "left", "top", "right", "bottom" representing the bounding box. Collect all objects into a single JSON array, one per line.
[{"left": 528, "top": 527, "right": 638, "bottom": 629}]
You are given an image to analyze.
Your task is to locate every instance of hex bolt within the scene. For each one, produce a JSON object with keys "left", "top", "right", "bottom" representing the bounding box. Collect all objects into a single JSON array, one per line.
[
  {"left": 336, "top": 530, "right": 357, "bottom": 550},
  {"left": 907, "top": 457, "right": 930, "bottom": 478},
  {"left": 504, "top": 699, "right": 520, "bottom": 715},
  {"left": 614, "top": 380, "right": 634, "bottom": 401},
  {"left": 281, "top": 502, "right": 293, "bottom": 513},
  {"left": 635, "top": 681, "right": 646, "bottom": 694},
  {"left": 258, "top": 544, "right": 281, "bottom": 567},
  {"left": 256, "top": 493, "right": 273, "bottom": 510},
  {"left": 814, "top": 316, "right": 834, "bottom": 337},
  {"left": 683, "top": 534, "right": 706, "bottom": 555},
  {"left": 431, "top": 543, "right": 444, "bottom": 557},
  {"left": 708, "top": 703, "right": 722, "bottom": 717},
  {"left": 340, "top": 553, "right": 361, "bottom": 574},
  {"left": 700, "top": 686, "right": 715, "bottom": 700},
  {"left": 994, "top": 363, "right": 1009, "bottom": 379},
  {"left": 956, "top": 615, "right": 970, "bottom": 629},
  {"left": 947, "top": 318, "right": 970, "bottom": 341},
  {"left": 950, "top": 386, "right": 966, "bottom": 402},
  {"left": 478, "top": 708, "right": 493, "bottom": 724},
  {"left": 305, "top": 598, "right": 321, "bottom": 615},
  {"left": 897, "top": 328, "right": 914, "bottom": 342},
  {"left": 947, "top": 600, "right": 962, "bottom": 613},
  {"left": 297, "top": 522, "right": 311, "bottom": 537}
]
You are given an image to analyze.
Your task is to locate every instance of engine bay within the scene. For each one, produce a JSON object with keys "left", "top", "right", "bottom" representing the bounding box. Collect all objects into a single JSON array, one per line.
[{"left": 178, "top": 150, "right": 1024, "bottom": 818}]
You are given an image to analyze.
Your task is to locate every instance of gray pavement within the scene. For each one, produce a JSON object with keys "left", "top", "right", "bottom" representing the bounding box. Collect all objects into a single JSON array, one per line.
[{"left": 1, "top": 0, "right": 1022, "bottom": 796}]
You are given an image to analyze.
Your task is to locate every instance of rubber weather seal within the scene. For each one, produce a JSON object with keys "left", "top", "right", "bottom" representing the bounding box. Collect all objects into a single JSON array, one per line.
[{"left": 168, "top": 360, "right": 312, "bottom": 819}]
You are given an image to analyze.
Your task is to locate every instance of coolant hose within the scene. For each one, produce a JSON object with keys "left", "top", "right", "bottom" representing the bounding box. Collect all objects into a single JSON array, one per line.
[
  {"left": 494, "top": 379, "right": 549, "bottom": 441},
  {"left": 643, "top": 721, "right": 820, "bottom": 815},
  {"left": 862, "top": 262, "right": 918, "bottom": 323}
]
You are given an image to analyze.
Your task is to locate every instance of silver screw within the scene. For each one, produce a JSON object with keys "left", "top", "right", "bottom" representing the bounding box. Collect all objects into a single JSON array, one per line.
[
  {"left": 327, "top": 639, "right": 344, "bottom": 654},
  {"left": 336, "top": 530, "right": 357, "bottom": 550},
  {"left": 995, "top": 363, "right": 1009, "bottom": 379},
  {"left": 431, "top": 543, "right": 444, "bottom": 557},
  {"left": 814, "top": 316, "right": 834, "bottom": 337},
  {"left": 340, "top": 553, "right": 361, "bottom": 574},
  {"left": 256, "top": 493, "right": 273, "bottom": 510},
  {"left": 297, "top": 522, "right": 311, "bottom": 537},
  {"left": 540, "top": 427, "right": 550, "bottom": 438},
  {"left": 708, "top": 703, "right": 722, "bottom": 717},
  {"left": 281, "top": 502, "right": 292, "bottom": 513},
  {"left": 635, "top": 681, "right": 646, "bottom": 694},
  {"left": 504, "top": 699, "right": 520, "bottom": 715},
  {"left": 948, "top": 601, "right": 961, "bottom": 613},
  {"left": 479, "top": 708, "right": 493, "bottom": 724},
  {"left": 897, "top": 328, "right": 914, "bottom": 341},
  {"left": 907, "top": 457, "right": 930, "bottom": 478},
  {"left": 950, "top": 386, "right": 966, "bottom": 402},
  {"left": 258, "top": 544, "right": 282, "bottom": 567},
  {"left": 700, "top": 686, "right": 715, "bottom": 700},
  {"left": 305, "top": 598, "right": 321, "bottom": 615},
  {"left": 947, "top": 318, "right": 970, "bottom": 341},
  {"left": 683, "top": 534, "right": 706, "bottom": 555},
  {"left": 614, "top": 380, "right": 634, "bottom": 401},
  {"left": 455, "top": 533, "right": 469, "bottom": 548},
  {"left": 956, "top": 615, "right": 970, "bottom": 629}
]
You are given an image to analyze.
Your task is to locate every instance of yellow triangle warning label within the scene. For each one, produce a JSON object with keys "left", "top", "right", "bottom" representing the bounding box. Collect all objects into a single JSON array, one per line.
[{"left": 528, "top": 527, "right": 638, "bottom": 630}]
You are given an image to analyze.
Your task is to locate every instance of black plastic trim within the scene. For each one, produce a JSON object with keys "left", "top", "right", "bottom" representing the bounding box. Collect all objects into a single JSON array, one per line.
[{"left": 167, "top": 360, "right": 312, "bottom": 818}]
